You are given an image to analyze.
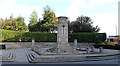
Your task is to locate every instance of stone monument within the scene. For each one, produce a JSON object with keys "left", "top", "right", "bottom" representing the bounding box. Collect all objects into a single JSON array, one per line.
[
  {"left": 73, "top": 39, "right": 77, "bottom": 54},
  {"left": 32, "top": 38, "right": 35, "bottom": 49},
  {"left": 56, "top": 16, "right": 72, "bottom": 53}
]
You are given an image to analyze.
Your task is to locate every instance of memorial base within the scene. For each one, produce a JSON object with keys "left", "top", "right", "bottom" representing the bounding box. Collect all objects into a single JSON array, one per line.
[{"left": 57, "top": 43, "right": 72, "bottom": 54}]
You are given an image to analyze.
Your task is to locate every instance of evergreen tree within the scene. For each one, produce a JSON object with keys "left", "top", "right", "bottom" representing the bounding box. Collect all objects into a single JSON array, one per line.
[
  {"left": 28, "top": 10, "right": 38, "bottom": 31},
  {"left": 1, "top": 18, "right": 4, "bottom": 29},
  {"left": 15, "top": 16, "right": 28, "bottom": 31},
  {"left": 41, "top": 5, "right": 57, "bottom": 32}
]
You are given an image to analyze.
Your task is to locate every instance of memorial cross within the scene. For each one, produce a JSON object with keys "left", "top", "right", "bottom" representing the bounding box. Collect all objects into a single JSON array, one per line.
[{"left": 62, "top": 24, "right": 65, "bottom": 34}]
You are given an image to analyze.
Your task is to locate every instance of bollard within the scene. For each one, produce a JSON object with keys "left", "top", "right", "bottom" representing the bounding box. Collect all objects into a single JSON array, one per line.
[
  {"left": 91, "top": 46, "right": 95, "bottom": 52},
  {"left": 86, "top": 47, "right": 90, "bottom": 53},
  {"left": 32, "top": 38, "right": 35, "bottom": 48},
  {"left": 99, "top": 47, "right": 103, "bottom": 53},
  {"left": 74, "top": 39, "right": 77, "bottom": 48},
  {"left": 73, "top": 39, "right": 77, "bottom": 54}
]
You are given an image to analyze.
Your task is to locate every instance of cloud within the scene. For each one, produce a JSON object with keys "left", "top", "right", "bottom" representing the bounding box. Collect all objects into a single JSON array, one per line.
[
  {"left": 0, "top": 0, "right": 42, "bottom": 25},
  {"left": 65, "top": 0, "right": 118, "bottom": 36},
  {"left": 17, "top": 0, "right": 73, "bottom": 3},
  {"left": 66, "top": 0, "right": 118, "bottom": 21},
  {"left": 89, "top": 0, "right": 116, "bottom": 5},
  {"left": 0, "top": 0, "right": 118, "bottom": 36},
  {"left": 66, "top": 0, "right": 93, "bottom": 21},
  {"left": 91, "top": 13, "right": 118, "bottom": 36},
  {"left": 45, "top": 0, "right": 73, "bottom": 3},
  {"left": 112, "top": 4, "right": 118, "bottom": 8}
]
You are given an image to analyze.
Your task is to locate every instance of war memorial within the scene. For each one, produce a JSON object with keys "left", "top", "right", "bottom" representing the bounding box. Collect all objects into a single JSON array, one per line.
[{"left": 0, "top": 16, "right": 120, "bottom": 64}]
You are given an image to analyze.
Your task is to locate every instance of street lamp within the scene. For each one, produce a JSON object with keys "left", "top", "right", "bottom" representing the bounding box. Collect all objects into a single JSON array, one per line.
[
  {"left": 116, "top": 25, "right": 117, "bottom": 36},
  {"left": 113, "top": 24, "right": 118, "bottom": 36}
]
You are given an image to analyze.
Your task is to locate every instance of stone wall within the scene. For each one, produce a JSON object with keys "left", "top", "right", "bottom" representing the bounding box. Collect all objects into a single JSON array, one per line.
[
  {"left": 1, "top": 42, "right": 56, "bottom": 49},
  {"left": 1, "top": 42, "right": 94, "bottom": 49}
]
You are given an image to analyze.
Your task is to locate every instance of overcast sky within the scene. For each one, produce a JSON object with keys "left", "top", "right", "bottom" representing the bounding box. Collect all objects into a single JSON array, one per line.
[{"left": 0, "top": 0, "right": 119, "bottom": 37}]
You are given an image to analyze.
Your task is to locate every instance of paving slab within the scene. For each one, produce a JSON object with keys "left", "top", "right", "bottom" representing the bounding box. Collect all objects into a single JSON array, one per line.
[{"left": 1, "top": 48, "right": 120, "bottom": 64}]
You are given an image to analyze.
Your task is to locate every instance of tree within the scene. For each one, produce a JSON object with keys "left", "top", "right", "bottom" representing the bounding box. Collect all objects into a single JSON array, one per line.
[
  {"left": 1, "top": 18, "right": 5, "bottom": 29},
  {"left": 54, "top": 14, "right": 58, "bottom": 23},
  {"left": 41, "top": 5, "right": 57, "bottom": 32},
  {"left": 32, "top": 19, "right": 42, "bottom": 32},
  {"left": 7, "top": 15, "right": 15, "bottom": 30},
  {"left": 28, "top": 10, "right": 38, "bottom": 31},
  {"left": 1, "top": 15, "right": 14, "bottom": 30},
  {"left": 1, "top": 15, "right": 28, "bottom": 31},
  {"left": 69, "top": 15, "right": 100, "bottom": 33},
  {"left": 15, "top": 16, "right": 28, "bottom": 31}
]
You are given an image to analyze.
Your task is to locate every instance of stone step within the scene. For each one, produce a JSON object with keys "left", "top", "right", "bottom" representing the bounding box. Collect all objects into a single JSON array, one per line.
[
  {"left": 1, "top": 53, "right": 15, "bottom": 62},
  {"left": 30, "top": 50, "right": 40, "bottom": 58},
  {"left": 27, "top": 55, "right": 87, "bottom": 63},
  {"left": 0, "top": 59, "right": 15, "bottom": 62},
  {"left": 26, "top": 53, "right": 35, "bottom": 61},
  {"left": 27, "top": 53, "right": 120, "bottom": 63},
  {"left": 86, "top": 54, "right": 120, "bottom": 61},
  {"left": 86, "top": 57, "right": 118, "bottom": 61},
  {"left": 87, "top": 54, "right": 120, "bottom": 58},
  {"left": 8, "top": 53, "right": 13, "bottom": 59},
  {"left": 32, "top": 58, "right": 86, "bottom": 63},
  {"left": 26, "top": 54, "right": 32, "bottom": 62},
  {"left": 2, "top": 53, "right": 13, "bottom": 60}
]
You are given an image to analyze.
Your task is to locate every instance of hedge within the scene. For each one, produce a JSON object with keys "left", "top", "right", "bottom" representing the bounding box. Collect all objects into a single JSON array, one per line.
[
  {"left": 1, "top": 30, "right": 25, "bottom": 42},
  {"left": 68, "top": 33, "right": 106, "bottom": 43},
  {"left": 1, "top": 29, "right": 106, "bottom": 42}
]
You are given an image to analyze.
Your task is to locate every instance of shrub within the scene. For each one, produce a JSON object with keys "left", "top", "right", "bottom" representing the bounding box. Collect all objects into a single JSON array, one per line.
[
  {"left": 98, "top": 42, "right": 116, "bottom": 46},
  {"left": 93, "top": 42, "right": 120, "bottom": 50},
  {"left": 119, "top": 35, "right": 120, "bottom": 39}
]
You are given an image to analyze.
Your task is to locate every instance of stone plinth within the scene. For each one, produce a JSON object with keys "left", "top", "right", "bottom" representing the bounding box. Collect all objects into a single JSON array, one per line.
[
  {"left": 86, "top": 47, "right": 90, "bottom": 53},
  {"left": 32, "top": 38, "right": 35, "bottom": 49},
  {"left": 73, "top": 39, "right": 78, "bottom": 54},
  {"left": 57, "top": 16, "right": 72, "bottom": 53}
]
